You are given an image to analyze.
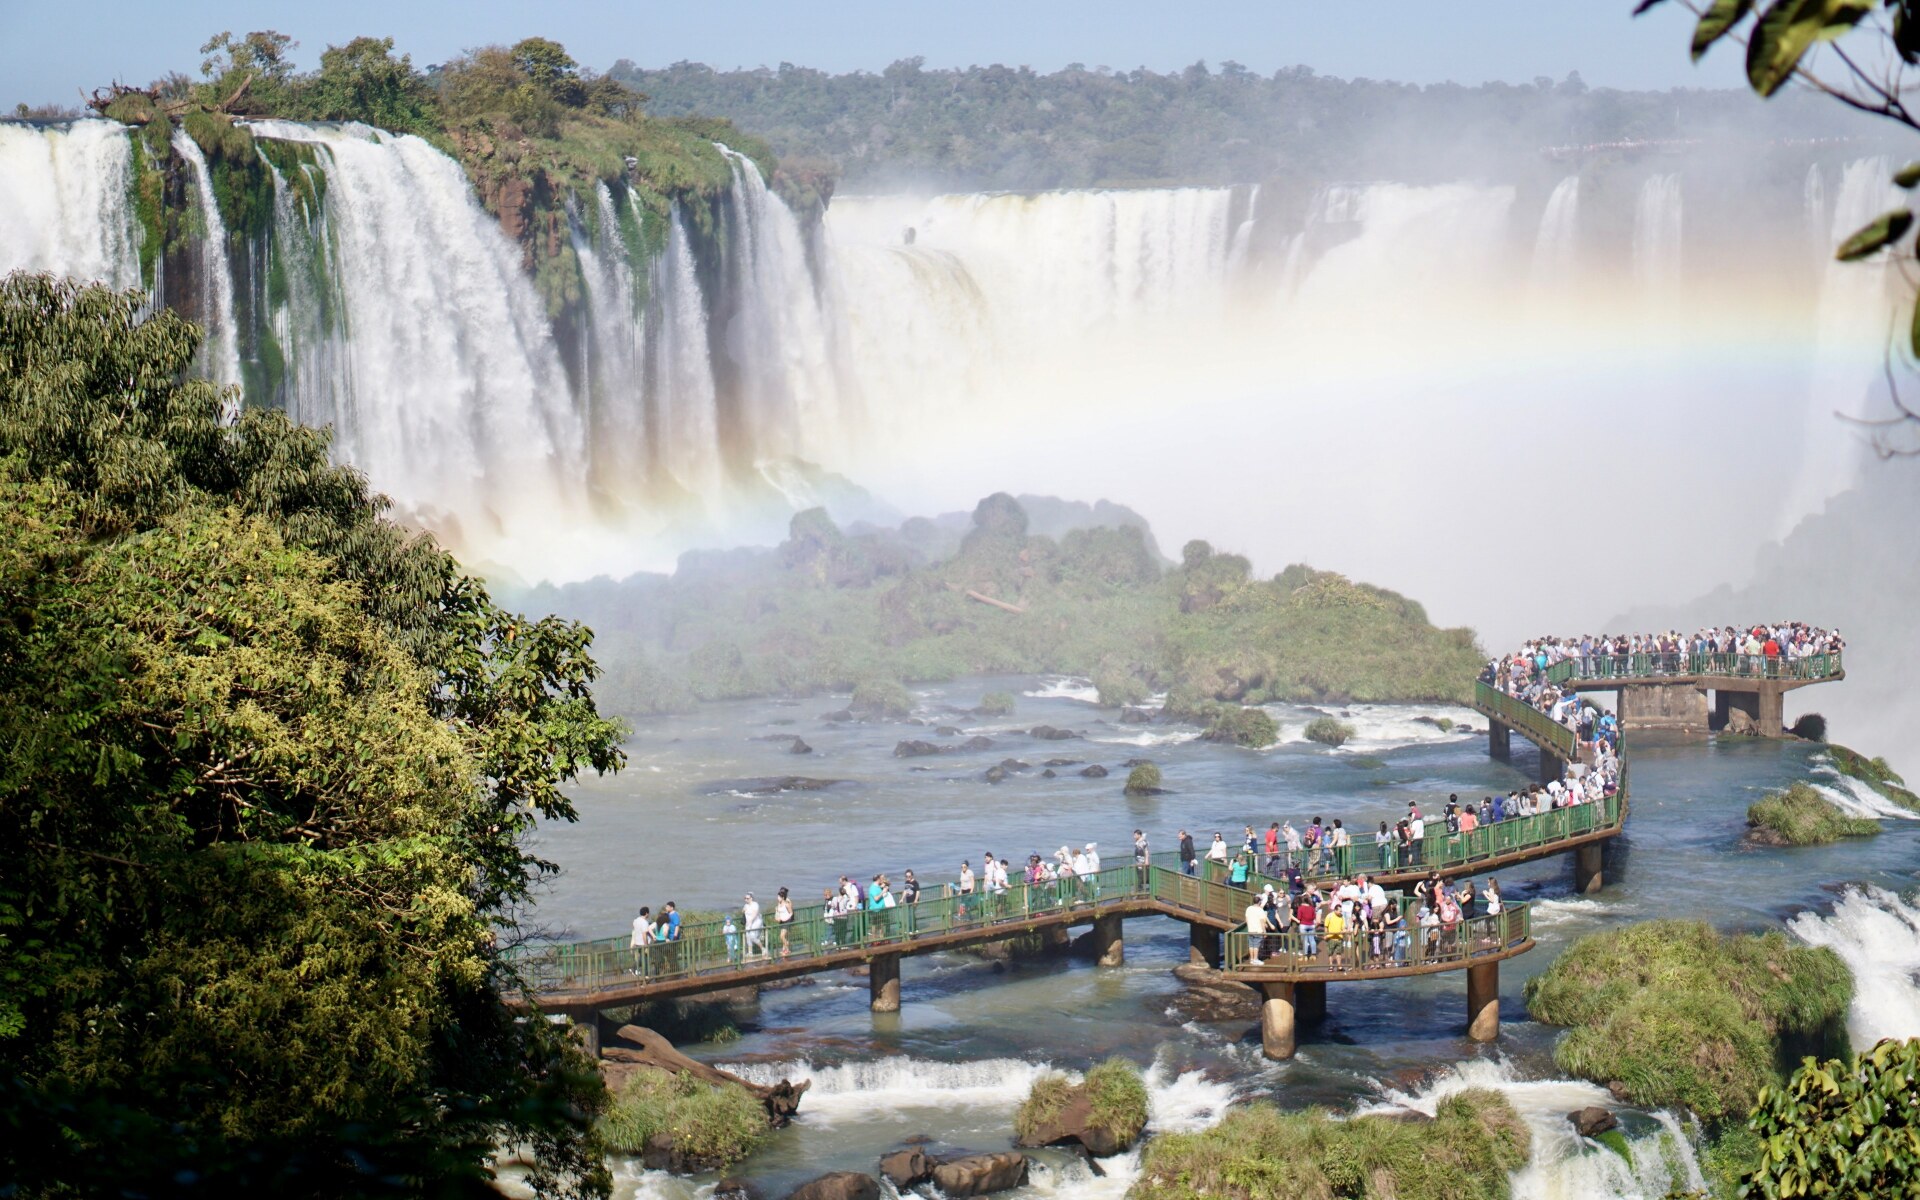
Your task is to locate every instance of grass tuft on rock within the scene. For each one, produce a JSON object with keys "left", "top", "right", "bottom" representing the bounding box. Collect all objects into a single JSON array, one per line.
[
  {"left": 977, "top": 690, "right": 1016, "bottom": 716},
  {"left": 849, "top": 678, "right": 913, "bottom": 719},
  {"left": 595, "top": 1069, "right": 768, "bottom": 1170},
  {"left": 1199, "top": 704, "right": 1279, "bottom": 748},
  {"left": 1747, "top": 782, "right": 1880, "bottom": 846},
  {"left": 1823, "top": 743, "right": 1920, "bottom": 810},
  {"left": 1083, "top": 1057, "right": 1149, "bottom": 1146},
  {"left": 1125, "top": 762, "right": 1163, "bottom": 794},
  {"left": 1133, "top": 1087, "right": 1529, "bottom": 1200},
  {"left": 1012, "top": 1071, "right": 1077, "bottom": 1144},
  {"left": 1305, "top": 717, "right": 1355, "bottom": 748},
  {"left": 1524, "top": 921, "right": 1851, "bottom": 1120}
]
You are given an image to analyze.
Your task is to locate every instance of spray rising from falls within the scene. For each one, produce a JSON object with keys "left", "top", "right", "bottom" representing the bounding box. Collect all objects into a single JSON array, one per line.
[{"left": 1789, "top": 885, "right": 1920, "bottom": 1047}]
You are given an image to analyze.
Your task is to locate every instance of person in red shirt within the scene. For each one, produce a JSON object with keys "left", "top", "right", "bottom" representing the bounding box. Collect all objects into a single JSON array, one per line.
[{"left": 1263, "top": 822, "right": 1281, "bottom": 875}]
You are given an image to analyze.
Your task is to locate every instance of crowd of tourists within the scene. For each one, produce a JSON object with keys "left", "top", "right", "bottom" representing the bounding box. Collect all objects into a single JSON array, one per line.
[{"left": 1240, "top": 869, "right": 1507, "bottom": 969}]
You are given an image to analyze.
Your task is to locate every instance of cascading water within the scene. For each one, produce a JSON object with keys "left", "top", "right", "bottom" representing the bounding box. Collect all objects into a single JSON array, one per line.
[
  {"left": 1530, "top": 176, "right": 1581, "bottom": 292},
  {"left": 649, "top": 206, "right": 724, "bottom": 500},
  {"left": 170, "top": 127, "right": 243, "bottom": 400},
  {"left": 1789, "top": 885, "right": 1920, "bottom": 1047},
  {"left": 1631, "top": 173, "right": 1683, "bottom": 300},
  {"left": 0, "top": 120, "right": 141, "bottom": 291}
]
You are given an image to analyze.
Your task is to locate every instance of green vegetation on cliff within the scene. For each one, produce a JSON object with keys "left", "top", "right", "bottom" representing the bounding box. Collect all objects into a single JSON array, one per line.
[
  {"left": 1524, "top": 921, "right": 1851, "bottom": 1121},
  {"left": 1823, "top": 744, "right": 1920, "bottom": 810},
  {"left": 0, "top": 276, "right": 624, "bottom": 1195},
  {"left": 1133, "top": 1088, "right": 1529, "bottom": 1200},
  {"left": 1747, "top": 782, "right": 1880, "bottom": 847},
  {"left": 527, "top": 495, "right": 1483, "bottom": 717}
]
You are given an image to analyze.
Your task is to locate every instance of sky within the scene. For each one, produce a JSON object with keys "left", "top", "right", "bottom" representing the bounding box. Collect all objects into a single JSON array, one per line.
[{"left": 5, "top": 1, "right": 1747, "bottom": 111}]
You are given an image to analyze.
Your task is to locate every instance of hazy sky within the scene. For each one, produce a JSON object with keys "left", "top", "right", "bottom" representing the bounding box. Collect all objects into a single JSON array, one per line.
[{"left": 6, "top": 1, "right": 1744, "bottom": 111}]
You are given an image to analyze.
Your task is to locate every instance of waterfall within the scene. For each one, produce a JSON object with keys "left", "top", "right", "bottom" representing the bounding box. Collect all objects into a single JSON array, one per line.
[
  {"left": 1632, "top": 174, "right": 1683, "bottom": 299},
  {"left": 0, "top": 120, "right": 141, "bottom": 292},
  {"left": 170, "top": 129, "right": 244, "bottom": 403},
  {"left": 1789, "top": 885, "right": 1920, "bottom": 1048},
  {"left": 569, "top": 182, "right": 649, "bottom": 502},
  {"left": 241, "top": 120, "right": 586, "bottom": 572},
  {"left": 648, "top": 204, "right": 722, "bottom": 500},
  {"left": 1530, "top": 176, "right": 1581, "bottom": 291}
]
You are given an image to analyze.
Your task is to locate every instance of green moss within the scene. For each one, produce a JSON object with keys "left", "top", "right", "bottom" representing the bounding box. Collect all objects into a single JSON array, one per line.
[
  {"left": 254, "top": 137, "right": 329, "bottom": 222},
  {"left": 1134, "top": 1088, "right": 1530, "bottom": 1200},
  {"left": 1125, "top": 762, "right": 1162, "bottom": 794},
  {"left": 1524, "top": 921, "right": 1852, "bottom": 1120},
  {"left": 1083, "top": 1057, "right": 1148, "bottom": 1147},
  {"left": 1305, "top": 717, "right": 1355, "bottom": 747},
  {"left": 1013, "top": 1072, "right": 1077, "bottom": 1144},
  {"left": 1095, "top": 671, "right": 1148, "bottom": 707},
  {"left": 849, "top": 678, "right": 913, "bottom": 719},
  {"left": 1747, "top": 782, "right": 1880, "bottom": 846},
  {"left": 594, "top": 1069, "right": 766, "bottom": 1169},
  {"left": 1824, "top": 743, "right": 1920, "bottom": 810},
  {"left": 1594, "top": 1129, "right": 1633, "bottom": 1165},
  {"left": 181, "top": 111, "right": 273, "bottom": 241},
  {"left": 127, "top": 132, "right": 171, "bottom": 291},
  {"left": 1201, "top": 704, "right": 1279, "bottom": 748}
]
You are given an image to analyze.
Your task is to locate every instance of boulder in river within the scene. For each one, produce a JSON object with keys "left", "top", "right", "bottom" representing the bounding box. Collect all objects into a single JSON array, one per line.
[
  {"left": 999, "top": 758, "right": 1030, "bottom": 771},
  {"left": 930, "top": 1153, "right": 1030, "bottom": 1197},
  {"left": 605, "top": 1025, "right": 809, "bottom": 1126},
  {"left": 894, "top": 740, "right": 945, "bottom": 758},
  {"left": 1041, "top": 769, "right": 1057, "bottom": 778},
  {"left": 878, "top": 1148, "right": 932, "bottom": 1189},
  {"left": 936, "top": 725, "right": 963, "bottom": 737},
  {"left": 1078, "top": 764, "right": 1109, "bottom": 778},
  {"left": 820, "top": 708, "right": 854, "bottom": 723},
  {"left": 1569, "top": 1106, "right": 1618, "bottom": 1138},
  {"left": 707, "top": 777, "right": 846, "bottom": 796},
  {"left": 1044, "top": 758, "right": 1082, "bottom": 767},
  {"left": 789, "top": 739, "right": 813, "bottom": 755},
  {"left": 1029, "top": 725, "right": 1077, "bottom": 740},
  {"left": 1165, "top": 962, "right": 1262, "bottom": 1023},
  {"left": 714, "top": 1180, "right": 764, "bottom": 1200},
  {"left": 785, "top": 1173, "right": 880, "bottom": 1200},
  {"left": 984, "top": 765, "right": 1008, "bottom": 784},
  {"left": 963, "top": 735, "right": 996, "bottom": 751},
  {"left": 1119, "top": 707, "right": 1155, "bottom": 724}
]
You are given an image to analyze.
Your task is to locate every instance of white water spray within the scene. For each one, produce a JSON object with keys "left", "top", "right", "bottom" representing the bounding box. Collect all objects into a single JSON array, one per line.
[
  {"left": 0, "top": 120, "right": 141, "bottom": 291},
  {"left": 169, "top": 128, "right": 243, "bottom": 400},
  {"left": 1789, "top": 885, "right": 1920, "bottom": 1047}
]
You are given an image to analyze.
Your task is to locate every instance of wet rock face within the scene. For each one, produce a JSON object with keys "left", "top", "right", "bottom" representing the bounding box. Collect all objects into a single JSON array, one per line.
[
  {"left": 929, "top": 1152, "right": 1031, "bottom": 1196},
  {"left": 878, "top": 1147, "right": 932, "bottom": 1188},
  {"left": 785, "top": 1172, "right": 880, "bottom": 1200},
  {"left": 1569, "top": 1106, "right": 1618, "bottom": 1138}
]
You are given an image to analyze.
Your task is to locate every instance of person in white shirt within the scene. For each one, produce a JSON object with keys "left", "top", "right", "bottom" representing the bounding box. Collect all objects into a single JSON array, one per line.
[
  {"left": 630, "top": 907, "right": 654, "bottom": 951},
  {"left": 1084, "top": 842, "right": 1100, "bottom": 874},
  {"left": 1365, "top": 879, "right": 1388, "bottom": 916},
  {"left": 742, "top": 893, "right": 765, "bottom": 959},
  {"left": 1244, "top": 899, "right": 1268, "bottom": 965},
  {"left": 1206, "top": 833, "right": 1230, "bottom": 864},
  {"left": 1408, "top": 815, "right": 1426, "bottom": 865}
]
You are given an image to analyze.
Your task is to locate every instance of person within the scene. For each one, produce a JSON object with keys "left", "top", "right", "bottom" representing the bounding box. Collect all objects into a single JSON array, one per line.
[
  {"left": 1206, "top": 832, "right": 1230, "bottom": 866},
  {"left": 1244, "top": 896, "right": 1268, "bottom": 966},
  {"left": 1329, "top": 819, "right": 1351, "bottom": 876},
  {"left": 1409, "top": 810, "right": 1425, "bottom": 866},
  {"left": 1083, "top": 842, "right": 1101, "bottom": 900},
  {"left": 1228, "top": 851, "right": 1250, "bottom": 887},
  {"left": 1419, "top": 903, "right": 1440, "bottom": 958},
  {"left": 742, "top": 893, "right": 765, "bottom": 960},
  {"left": 775, "top": 887, "right": 795, "bottom": 957},
  {"left": 723, "top": 913, "right": 740, "bottom": 962},
  {"left": 1263, "top": 821, "right": 1281, "bottom": 876},
  {"left": 902, "top": 869, "right": 921, "bottom": 905},
  {"left": 661, "top": 900, "right": 681, "bottom": 942},
  {"left": 821, "top": 887, "right": 842, "bottom": 946},
  {"left": 1282, "top": 820, "right": 1302, "bottom": 871},
  {"left": 958, "top": 859, "right": 975, "bottom": 920},
  {"left": 1457, "top": 879, "right": 1477, "bottom": 921},
  {"left": 1242, "top": 825, "right": 1259, "bottom": 857},
  {"left": 631, "top": 906, "right": 654, "bottom": 975},
  {"left": 1485, "top": 878, "right": 1503, "bottom": 919},
  {"left": 1133, "top": 829, "right": 1151, "bottom": 889},
  {"left": 1304, "top": 817, "right": 1324, "bottom": 874},
  {"left": 1324, "top": 903, "right": 1348, "bottom": 971},
  {"left": 1384, "top": 901, "right": 1409, "bottom": 964},
  {"left": 1295, "top": 893, "right": 1319, "bottom": 958},
  {"left": 1178, "top": 828, "right": 1197, "bottom": 876},
  {"left": 1376, "top": 820, "right": 1395, "bottom": 870}
]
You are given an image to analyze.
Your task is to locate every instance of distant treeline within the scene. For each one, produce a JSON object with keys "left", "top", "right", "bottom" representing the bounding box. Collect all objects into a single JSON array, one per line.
[{"left": 611, "top": 58, "right": 1863, "bottom": 190}]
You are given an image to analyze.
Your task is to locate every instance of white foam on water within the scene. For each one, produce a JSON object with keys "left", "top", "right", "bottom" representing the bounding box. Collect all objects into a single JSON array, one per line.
[
  {"left": 1789, "top": 885, "right": 1920, "bottom": 1047},
  {"left": 1807, "top": 766, "right": 1918, "bottom": 820},
  {"left": 1083, "top": 728, "right": 1196, "bottom": 748},
  {"left": 1528, "top": 897, "right": 1611, "bottom": 929},
  {"left": 1024, "top": 677, "right": 1102, "bottom": 705},
  {"left": 1268, "top": 703, "right": 1479, "bottom": 751},
  {"left": 720, "top": 1056, "right": 1058, "bottom": 1123},
  {"left": 1365, "top": 1058, "right": 1706, "bottom": 1200}
]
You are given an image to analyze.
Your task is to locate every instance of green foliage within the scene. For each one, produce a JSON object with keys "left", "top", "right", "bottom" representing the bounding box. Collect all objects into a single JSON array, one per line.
[
  {"left": 1195, "top": 703, "right": 1279, "bottom": 747},
  {"left": 1013, "top": 1072, "right": 1077, "bottom": 1144},
  {"left": 299, "top": 37, "right": 439, "bottom": 135},
  {"left": 849, "top": 678, "right": 914, "bottom": 719},
  {"left": 978, "top": 690, "right": 1017, "bottom": 716},
  {"left": 1788, "top": 712, "right": 1827, "bottom": 741},
  {"left": 1743, "top": 1038, "right": 1920, "bottom": 1199},
  {"left": 1747, "top": 782, "right": 1880, "bottom": 846},
  {"left": 0, "top": 276, "right": 625, "bottom": 1197},
  {"left": 1524, "top": 921, "right": 1852, "bottom": 1120},
  {"left": 595, "top": 1070, "right": 768, "bottom": 1169},
  {"left": 1824, "top": 743, "right": 1920, "bottom": 809},
  {"left": 1125, "top": 762, "right": 1163, "bottom": 794},
  {"left": 1133, "top": 1088, "right": 1529, "bottom": 1200},
  {"left": 1083, "top": 1057, "right": 1149, "bottom": 1147},
  {"left": 1305, "top": 717, "right": 1355, "bottom": 747}
]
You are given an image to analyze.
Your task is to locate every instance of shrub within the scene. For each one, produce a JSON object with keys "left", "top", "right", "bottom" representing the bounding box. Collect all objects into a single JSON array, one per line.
[
  {"left": 1304, "top": 717, "right": 1355, "bottom": 747},
  {"left": 1134, "top": 1087, "right": 1528, "bottom": 1200},
  {"left": 1125, "top": 762, "right": 1163, "bottom": 794},
  {"left": 1789, "top": 712, "right": 1828, "bottom": 741},
  {"left": 1094, "top": 672, "right": 1148, "bottom": 707},
  {"left": 1747, "top": 782, "right": 1880, "bottom": 846},
  {"left": 1083, "top": 1057, "right": 1149, "bottom": 1147},
  {"left": 1203, "top": 705, "right": 1278, "bottom": 748},
  {"left": 1524, "top": 921, "right": 1852, "bottom": 1119},
  {"left": 977, "top": 690, "right": 1016, "bottom": 717},
  {"left": 1744, "top": 1038, "right": 1920, "bottom": 1199},
  {"left": 595, "top": 1070, "right": 767, "bottom": 1170},
  {"left": 849, "top": 678, "right": 913, "bottom": 719}
]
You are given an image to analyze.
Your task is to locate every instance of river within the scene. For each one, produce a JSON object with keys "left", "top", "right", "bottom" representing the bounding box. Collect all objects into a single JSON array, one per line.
[{"left": 523, "top": 675, "right": 1920, "bottom": 1199}]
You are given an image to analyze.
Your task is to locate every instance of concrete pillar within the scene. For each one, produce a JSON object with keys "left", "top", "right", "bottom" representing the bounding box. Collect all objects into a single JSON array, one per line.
[
  {"left": 1040, "top": 924, "right": 1071, "bottom": 951},
  {"left": 574, "top": 1013, "right": 600, "bottom": 1059},
  {"left": 1260, "top": 981, "right": 1297, "bottom": 1060},
  {"left": 1538, "top": 751, "right": 1566, "bottom": 785},
  {"left": 1466, "top": 961, "right": 1499, "bottom": 1043},
  {"left": 1092, "top": 913, "right": 1124, "bottom": 967},
  {"left": 1488, "top": 719, "right": 1511, "bottom": 761},
  {"left": 870, "top": 953, "right": 901, "bottom": 1013},
  {"left": 1296, "top": 979, "right": 1327, "bottom": 1023},
  {"left": 1189, "top": 923, "right": 1221, "bottom": 967},
  {"left": 1757, "top": 685, "right": 1785, "bottom": 738},
  {"left": 1574, "top": 842, "right": 1604, "bottom": 895},
  {"left": 1617, "top": 683, "right": 1710, "bottom": 734}
]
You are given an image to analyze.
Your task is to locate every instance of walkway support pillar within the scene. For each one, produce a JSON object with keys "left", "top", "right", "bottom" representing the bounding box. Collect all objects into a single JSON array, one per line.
[
  {"left": 1758, "top": 684, "right": 1786, "bottom": 738},
  {"left": 1466, "top": 961, "right": 1499, "bottom": 1043},
  {"left": 573, "top": 1012, "right": 600, "bottom": 1059},
  {"left": 1092, "top": 913, "right": 1124, "bottom": 967},
  {"left": 1189, "top": 923, "right": 1221, "bottom": 967},
  {"left": 870, "top": 953, "right": 901, "bottom": 1013},
  {"left": 1539, "top": 751, "right": 1566, "bottom": 785},
  {"left": 1296, "top": 979, "right": 1327, "bottom": 1023},
  {"left": 1040, "top": 924, "right": 1071, "bottom": 951},
  {"left": 1574, "top": 842, "right": 1604, "bottom": 895},
  {"left": 1489, "top": 719, "right": 1511, "bottom": 761},
  {"left": 1260, "top": 981, "right": 1297, "bottom": 1060}
]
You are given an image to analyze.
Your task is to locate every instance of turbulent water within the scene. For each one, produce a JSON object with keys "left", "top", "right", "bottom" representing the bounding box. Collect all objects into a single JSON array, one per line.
[
  {"left": 515, "top": 677, "right": 1920, "bottom": 1200},
  {"left": 0, "top": 118, "right": 1908, "bottom": 621}
]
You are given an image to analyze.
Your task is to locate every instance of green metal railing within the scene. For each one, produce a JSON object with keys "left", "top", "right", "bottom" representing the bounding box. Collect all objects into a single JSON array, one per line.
[
  {"left": 514, "top": 863, "right": 1158, "bottom": 996},
  {"left": 1554, "top": 650, "right": 1842, "bottom": 683},
  {"left": 1222, "top": 902, "right": 1532, "bottom": 974},
  {"left": 1179, "top": 784, "right": 1622, "bottom": 888},
  {"left": 1474, "top": 680, "right": 1577, "bottom": 759}
]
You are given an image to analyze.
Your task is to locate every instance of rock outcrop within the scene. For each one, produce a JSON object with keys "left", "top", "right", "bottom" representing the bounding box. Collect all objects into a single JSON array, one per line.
[
  {"left": 1569, "top": 1106, "right": 1619, "bottom": 1138},
  {"left": 930, "top": 1153, "right": 1030, "bottom": 1196},
  {"left": 785, "top": 1172, "right": 879, "bottom": 1200},
  {"left": 603, "top": 1025, "right": 808, "bottom": 1126}
]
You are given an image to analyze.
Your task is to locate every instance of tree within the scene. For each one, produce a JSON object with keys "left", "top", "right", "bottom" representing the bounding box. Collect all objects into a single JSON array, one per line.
[
  {"left": 301, "top": 36, "right": 439, "bottom": 135},
  {"left": 1641, "top": 0, "right": 1920, "bottom": 455},
  {"left": 512, "top": 37, "right": 586, "bottom": 107},
  {"left": 0, "top": 274, "right": 625, "bottom": 1196},
  {"left": 1744, "top": 1038, "right": 1920, "bottom": 1197},
  {"left": 196, "top": 29, "right": 297, "bottom": 113}
]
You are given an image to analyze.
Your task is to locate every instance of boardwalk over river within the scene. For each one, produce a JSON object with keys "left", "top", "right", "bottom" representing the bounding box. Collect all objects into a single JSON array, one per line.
[{"left": 517, "top": 632, "right": 1836, "bottom": 1060}]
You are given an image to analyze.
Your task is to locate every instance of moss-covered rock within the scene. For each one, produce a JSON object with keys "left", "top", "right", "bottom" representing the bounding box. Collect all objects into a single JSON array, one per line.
[
  {"left": 1746, "top": 782, "right": 1880, "bottom": 846},
  {"left": 1824, "top": 744, "right": 1920, "bottom": 810},
  {"left": 849, "top": 679, "right": 913, "bottom": 720},
  {"left": 1524, "top": 921, "right": 1852, "bottom": 1120},
  {"left": 596, "top": 1068, "right": 769, "bottom": 1173},
  {"left": 1013, "top": 1059, "right": 1148, "bottom": 1157},
  {"left": 1133, "top": 1088, "right": 1529, "bottom": 1200},
  {"left": 1125, "top": 762, "right": 1163, "bottom": 795},
  {"left": 976, "top": 691, "right": 1016, "bottom": 717},
  {"left": 1305, "top": 717, "right": 1355, "bottom": 748},
  {"left": 1200, "top": 704, "right": 1279, "bottom": 748}
]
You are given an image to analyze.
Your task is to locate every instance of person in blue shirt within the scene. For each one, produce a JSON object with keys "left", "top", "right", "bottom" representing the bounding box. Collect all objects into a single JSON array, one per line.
[{"left": 662, "top": 901, "right": 681, "bottom": 941}]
